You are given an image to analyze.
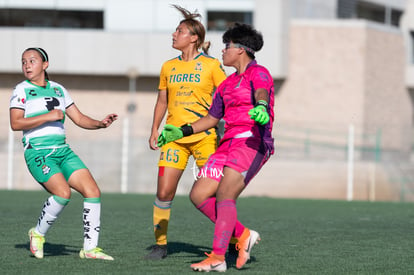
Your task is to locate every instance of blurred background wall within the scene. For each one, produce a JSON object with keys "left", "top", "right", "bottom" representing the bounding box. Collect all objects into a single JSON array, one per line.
[{"left": 2, "top": 0, "right": 414, "bottom": 202}]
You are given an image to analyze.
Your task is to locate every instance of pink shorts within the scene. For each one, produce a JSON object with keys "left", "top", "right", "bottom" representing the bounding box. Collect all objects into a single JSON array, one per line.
[{"left": 197, "top": 137, "right": 271, "bottom": 185}]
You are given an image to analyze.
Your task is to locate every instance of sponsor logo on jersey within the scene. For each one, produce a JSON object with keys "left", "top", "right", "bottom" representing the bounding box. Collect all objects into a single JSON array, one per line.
[
  {"left": 176, "top": 90, "right": 193, "bottom": 96},
  {"left": 169, "top": 73, "right": 201, "bottom": 83}
]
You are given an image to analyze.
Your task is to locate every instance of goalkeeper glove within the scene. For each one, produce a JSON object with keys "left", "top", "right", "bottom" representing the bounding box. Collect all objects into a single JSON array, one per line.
[
  {"left": 248, "top": 100, "right": 270, "bottom": 125},
  {"left": 157, "top": 124, "right": 193, "bottom": 147}
]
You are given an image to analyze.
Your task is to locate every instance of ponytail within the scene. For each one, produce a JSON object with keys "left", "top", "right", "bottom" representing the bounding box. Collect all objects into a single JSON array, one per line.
[{"left": 201, "top": 41, "right": 211, "bottom": 55}]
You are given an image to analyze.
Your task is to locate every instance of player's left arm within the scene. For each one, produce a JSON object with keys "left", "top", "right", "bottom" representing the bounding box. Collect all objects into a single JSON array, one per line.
[
  {"left": 254, "top": 88, "right": 269, "bottom": 104},
  {"left": 248, "top": 87, "right": 270, "bottom": 125},
  {"left": 66, "top": 104, "right": 118, "bottom": 129}
]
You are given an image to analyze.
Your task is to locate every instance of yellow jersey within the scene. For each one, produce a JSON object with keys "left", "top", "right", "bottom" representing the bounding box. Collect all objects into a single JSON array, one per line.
[{"left": 159, "top": 53, "right": 226, "bottom": 143}]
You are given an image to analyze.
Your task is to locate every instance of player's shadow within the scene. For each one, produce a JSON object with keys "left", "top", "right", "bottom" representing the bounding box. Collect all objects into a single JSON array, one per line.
[
  {"left": 222, "top": 243, "right": 258, "bottom": 270},
  {"left": 145, "top": 242, "right": 257, "bottom": 269},
  {"left": 16, "top": 242, "right": 79, "bottom": 257},
  {"left": 145, "top": 241, "right": 210, "bottom": 257}
]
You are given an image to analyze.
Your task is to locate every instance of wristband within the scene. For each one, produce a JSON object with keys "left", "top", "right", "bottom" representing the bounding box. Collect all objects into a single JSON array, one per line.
[
  {"left": 180, "top": 124, "right": 194, "bottom": 137},
  {"left": 256, "top": 100, "right": 268, "bottom": 109}
]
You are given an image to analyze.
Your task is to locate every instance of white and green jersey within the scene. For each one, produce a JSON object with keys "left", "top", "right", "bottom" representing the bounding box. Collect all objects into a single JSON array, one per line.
[{"left": 9, "top": 80, "right": 74, "bottom": 149}]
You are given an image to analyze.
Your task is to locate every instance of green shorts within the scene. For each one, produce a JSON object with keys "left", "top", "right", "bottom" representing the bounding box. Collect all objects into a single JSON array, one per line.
[{"left": 24, "top": 146, "right": 87, "bottom": 184}]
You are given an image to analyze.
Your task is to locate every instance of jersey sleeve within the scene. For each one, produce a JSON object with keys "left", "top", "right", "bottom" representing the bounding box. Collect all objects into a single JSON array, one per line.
[
  {"left": 9, "top": 84, "right": 26, "bottom": 110},
  {"left": 208, "top": 84, "right": 225, "bottom": 119},
  {"left": 60, "top": 85, "right": 74, "bottom": 108},
  {"left": 251, "top": 67, "right": 273, "bottom": 95},
  {"left": 158, "top": 62, "right": 168, "bottom": 91},
  {"left": 211, "top": 59, "right": 227, "bottom": 87}
]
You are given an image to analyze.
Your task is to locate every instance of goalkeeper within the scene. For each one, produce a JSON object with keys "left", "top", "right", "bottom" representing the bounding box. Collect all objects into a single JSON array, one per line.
[{"left": 158, "top": 23, "right": 275, "bottom": 272}]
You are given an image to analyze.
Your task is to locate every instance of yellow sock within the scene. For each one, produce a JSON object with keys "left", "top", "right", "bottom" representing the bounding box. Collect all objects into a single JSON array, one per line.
[{"left": 153, "top": 205, "right": 171, "bottom": 245}]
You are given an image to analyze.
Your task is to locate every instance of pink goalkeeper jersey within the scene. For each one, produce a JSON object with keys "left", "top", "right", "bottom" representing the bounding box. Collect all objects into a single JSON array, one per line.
[{"left": 209, "top": 60, "right": 274, "bottom": 153}]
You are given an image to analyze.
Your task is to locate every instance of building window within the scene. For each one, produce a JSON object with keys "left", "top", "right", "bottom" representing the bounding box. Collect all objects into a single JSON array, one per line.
[
  {"left": 356, "top": 1, "right": 402, "bottom": 27},
  {"left": 390, "top": 9, "right": 403, "bottom": 27},
  {"left": 337, "top": 0, "right": 357, "bottom": 19},
  {"left": 207, "top": 11, "right": 252, "bottom": 31},
  {"left": 356, "top": 1, "right": 385, "bottom": 24},
  {"left": 0, "top": 9, "right": 103, "bottom": 29}
]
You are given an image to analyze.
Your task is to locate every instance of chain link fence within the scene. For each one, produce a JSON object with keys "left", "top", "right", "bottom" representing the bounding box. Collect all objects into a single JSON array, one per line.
[{"left": 2, "top": 89, "right": 414, "bottom": 201}]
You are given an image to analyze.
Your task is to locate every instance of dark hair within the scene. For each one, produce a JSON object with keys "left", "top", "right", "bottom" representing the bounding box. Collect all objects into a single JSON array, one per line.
[
  {"left": 23, "top": 47, "right": 49, "bottom": 80},
  {"left": 222, "top": 23, "right": 264, "bottom": 59},
  {"left": 172, "top": 4, "right": 210, "bottom": 54}
]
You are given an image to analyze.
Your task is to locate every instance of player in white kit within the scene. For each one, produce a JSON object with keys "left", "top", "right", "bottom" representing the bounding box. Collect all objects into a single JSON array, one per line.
[{"left": 9, "top": 47, "right": 118, "bottom": 260}]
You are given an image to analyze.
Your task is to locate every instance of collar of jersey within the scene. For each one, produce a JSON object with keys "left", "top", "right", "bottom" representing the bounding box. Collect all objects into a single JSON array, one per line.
[
  {"left": 236, "top": 60, "right": 257, "bottom": 76},
  {"left": 26, "top": 79, "right": 50, "bottom": 89},
  {"left": 178, "top": 52, "right": 203, "bottom": 61}
]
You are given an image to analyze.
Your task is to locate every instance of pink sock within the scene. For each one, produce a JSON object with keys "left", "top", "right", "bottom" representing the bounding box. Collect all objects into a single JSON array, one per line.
[
  {"left": 233, "top": 221, "right": 245, "bottom": 238},
  {"left": 212, "top": 199, "right": 237, "bottom": 255},
  {"left": 196, "top": 197, "right": 216, "bottom": 222},
  {"left": 197, "top": 197, "right": 245, "bottom": 238}
]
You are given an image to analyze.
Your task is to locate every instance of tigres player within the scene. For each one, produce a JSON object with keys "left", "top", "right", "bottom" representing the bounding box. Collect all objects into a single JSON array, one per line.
[{"left": 146, "top": 5, "right": 226, "bottom": 260}]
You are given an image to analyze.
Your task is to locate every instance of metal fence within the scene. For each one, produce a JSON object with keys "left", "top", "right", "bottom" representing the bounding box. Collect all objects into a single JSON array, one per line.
[
  {"left": 2, "top": 111, "right": 414, "bottom": 201},
  {"left": 2, "top": 116, "right": 196, "bottom": 195}
]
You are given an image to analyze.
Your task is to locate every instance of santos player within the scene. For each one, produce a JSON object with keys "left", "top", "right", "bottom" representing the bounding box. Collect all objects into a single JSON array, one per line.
[{"left": 9, "top": 47, "right": 117, "bottom": 260}]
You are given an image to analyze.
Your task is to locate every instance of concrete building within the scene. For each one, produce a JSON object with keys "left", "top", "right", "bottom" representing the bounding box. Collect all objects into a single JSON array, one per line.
[{"left": 0, "top": 1, "right": 405, "bottom": 83}]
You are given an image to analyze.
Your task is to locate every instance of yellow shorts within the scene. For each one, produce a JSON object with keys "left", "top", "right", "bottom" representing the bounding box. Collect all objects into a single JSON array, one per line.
[{"left": 158, "top": 134, "right": 217, "bottom": 170}]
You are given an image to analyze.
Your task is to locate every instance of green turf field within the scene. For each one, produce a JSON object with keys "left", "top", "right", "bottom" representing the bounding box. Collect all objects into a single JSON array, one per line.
[{"left": 1, "top": 190, "right": 413, "bottom": 274}]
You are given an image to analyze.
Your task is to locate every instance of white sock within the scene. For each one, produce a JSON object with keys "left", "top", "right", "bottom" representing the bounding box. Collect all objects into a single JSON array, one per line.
[
  {"left": 36, "top": 195, "right": 69, "bottom": 235},
  {"left": 83, "top": 198, "right": 101, "bottom": 251}
]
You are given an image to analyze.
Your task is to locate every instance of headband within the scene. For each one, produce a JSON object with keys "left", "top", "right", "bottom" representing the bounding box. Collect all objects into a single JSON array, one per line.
[
  {"left": 237, "top": 44, "right": 255, "bottom": 55},
  {"left": 34, "top": 48, "right": 48, "bottom": 62},
  {"left": 227, "top": 43, "right": 256, "bottom": 55}
]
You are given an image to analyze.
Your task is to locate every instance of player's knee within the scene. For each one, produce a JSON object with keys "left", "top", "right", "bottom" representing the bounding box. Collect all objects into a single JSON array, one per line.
[
  {"left": 156, "top": 190, "right": 174, "bottom": 201},
  {"left": 189, "top": 188, "right": 201, "bottom": 206},
  {"left": 87, "top": 187, "right": 101, "bottom": 198},
  {"left": 55, "top": 188, "right": 72, "bottom": 200},
  {"left": 78, "top": 183, "right": 101, "bottom": 198},
  {"left": 189, "top": 192, "right": 196, "bottom": 205}
]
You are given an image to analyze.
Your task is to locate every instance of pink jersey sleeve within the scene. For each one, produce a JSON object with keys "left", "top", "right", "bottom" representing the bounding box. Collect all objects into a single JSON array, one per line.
[{"left": 209, "top": 61, "right": 274, "bottom": 153}]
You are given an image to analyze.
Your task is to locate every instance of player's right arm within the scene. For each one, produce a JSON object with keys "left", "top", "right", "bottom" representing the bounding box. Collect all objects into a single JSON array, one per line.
[
  {"left": 149, "top": 89, "right": 168, "bottom": 150},
  {"left": 9, "top": 108, "right": 63, "bottom": 131},
  {"left": 190, "top": 114, "right": 220, "bottom": 135},
  {"left": 157, "top": 114, "right": 219, "bottom": 147}
]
